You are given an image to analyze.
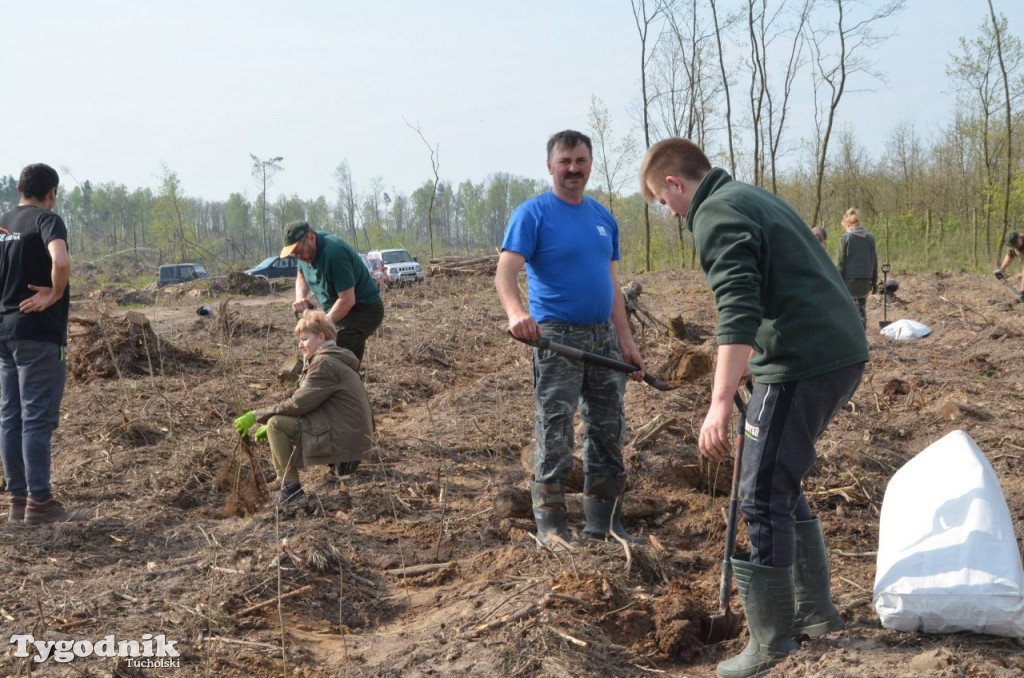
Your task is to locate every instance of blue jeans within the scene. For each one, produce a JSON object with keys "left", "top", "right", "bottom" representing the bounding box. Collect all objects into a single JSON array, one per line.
[{"left": 0, "top": 339, "right": 68, "bottom": 503}]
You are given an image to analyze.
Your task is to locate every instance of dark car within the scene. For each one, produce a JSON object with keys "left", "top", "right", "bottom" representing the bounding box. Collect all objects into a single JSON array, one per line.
[
  {"left": 158, "top": 263, "right": 210, "bottom": 288},
  {"left": 244, "top": 256, "right": 299, "bottom": 279}
]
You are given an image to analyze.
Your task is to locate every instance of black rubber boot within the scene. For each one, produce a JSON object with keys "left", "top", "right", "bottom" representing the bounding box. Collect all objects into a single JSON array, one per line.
[
  {"left": 265, "top": 481, "right": 304, "bottom": 508},
  {"left": 792, "top": 518, "right": 845, "bottom": 638},
  {"left": 717, "top": 554, "right": 799, "bottom": 678},
  {"left": 331, "top": 461, "right": 361, "bottom": 477},
  {"left": 530, "top": 481, "right": 571, "bottom": 549},
  {"left": 581, "top": 475, "right": 648, "bottom": 545}
]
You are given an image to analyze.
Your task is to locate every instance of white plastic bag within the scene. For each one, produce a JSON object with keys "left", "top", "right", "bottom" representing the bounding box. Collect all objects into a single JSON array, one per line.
[
  {"left": 873, "top": 430, "right": 1024, "bottom": 636},
  {"left": 879, "top": 319, "right": 932, "bottom": 341}
]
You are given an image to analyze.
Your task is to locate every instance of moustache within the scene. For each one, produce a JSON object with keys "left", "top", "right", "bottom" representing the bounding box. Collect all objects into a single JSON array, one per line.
[{"left": 565, "top": 172, "right": 584, "bottom": 180}]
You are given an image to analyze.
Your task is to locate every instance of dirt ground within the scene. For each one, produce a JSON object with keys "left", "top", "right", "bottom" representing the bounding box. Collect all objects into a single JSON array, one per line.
[{"left": 2, "top": 268, "right": 1024, "bottom": 677}]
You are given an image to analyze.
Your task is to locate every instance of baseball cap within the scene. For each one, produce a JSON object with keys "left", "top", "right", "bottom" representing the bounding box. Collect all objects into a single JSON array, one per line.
[
  {"left": 1006, "top": 231, "right": 1019, "bottom": 248},
  {"left": 280, "top": 221, "right": 311, "bottom": 258}
]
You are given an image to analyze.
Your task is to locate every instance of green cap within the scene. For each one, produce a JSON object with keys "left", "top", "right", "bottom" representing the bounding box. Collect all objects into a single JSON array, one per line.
[
  {"left": 1006, "top": 231, "right": 1019, "bottom": 248},
  {"left": 281, "top": 221, "right": 311, "bottom": 258}
]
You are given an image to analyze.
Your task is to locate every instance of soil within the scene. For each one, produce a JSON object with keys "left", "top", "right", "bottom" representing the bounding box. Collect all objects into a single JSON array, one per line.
[{"left": 3, "top": 269, "right": 1024, "bottom": 677}]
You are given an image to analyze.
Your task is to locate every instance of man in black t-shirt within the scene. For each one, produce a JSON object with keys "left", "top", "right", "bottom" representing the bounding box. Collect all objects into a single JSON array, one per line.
[{"left": 0, "top": 164, "right": 79, "bottom": 524}]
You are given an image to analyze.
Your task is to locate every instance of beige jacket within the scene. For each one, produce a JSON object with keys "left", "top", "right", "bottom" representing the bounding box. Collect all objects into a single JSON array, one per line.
[{"left": 254, "top": 341, "right": 372, "bottom": 466}]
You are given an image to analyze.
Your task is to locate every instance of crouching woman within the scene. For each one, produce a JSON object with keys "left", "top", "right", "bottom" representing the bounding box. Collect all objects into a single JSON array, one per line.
[{"left": 235, "top": 310, "right": 373, "bottom": 507}]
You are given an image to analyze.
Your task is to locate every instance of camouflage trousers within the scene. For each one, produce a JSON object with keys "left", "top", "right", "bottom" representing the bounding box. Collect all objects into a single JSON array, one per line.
[{"left": 531, "top": 321, "right": 626, "bottom": 505}]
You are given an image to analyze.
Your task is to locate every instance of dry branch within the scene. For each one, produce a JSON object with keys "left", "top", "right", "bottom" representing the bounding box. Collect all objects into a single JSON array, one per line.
[{"left": 237, "top": 584, "right": 314, "bottom": 616}]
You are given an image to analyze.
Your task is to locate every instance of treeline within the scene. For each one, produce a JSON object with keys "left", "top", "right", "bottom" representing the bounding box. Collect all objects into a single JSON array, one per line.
[{"left": 2, "top": 2, "right": 1022, "bottom": 280}]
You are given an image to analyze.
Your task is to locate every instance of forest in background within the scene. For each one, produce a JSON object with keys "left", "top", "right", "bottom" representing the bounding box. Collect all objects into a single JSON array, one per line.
[{"left": 0, "top": 0, "right": 1022, "bottom": 281}]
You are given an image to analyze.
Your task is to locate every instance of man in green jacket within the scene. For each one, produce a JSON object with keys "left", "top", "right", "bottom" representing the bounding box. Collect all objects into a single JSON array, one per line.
[
  {"left": 641, "top": 138, "right": 868, "bottom": 678},
  {"left": 281, "top": 221, "right": 384, "bottom": 364}
]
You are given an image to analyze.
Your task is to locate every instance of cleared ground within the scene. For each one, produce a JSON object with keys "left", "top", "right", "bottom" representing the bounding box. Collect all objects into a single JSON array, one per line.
[{"left": 2, "top": 268, "right": 1024, "bottom": 677}]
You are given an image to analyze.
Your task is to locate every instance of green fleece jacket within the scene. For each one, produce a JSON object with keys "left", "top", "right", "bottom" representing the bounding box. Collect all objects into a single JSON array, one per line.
[{"left": 687, "top": 168, "right": 869, "bottom": 383}]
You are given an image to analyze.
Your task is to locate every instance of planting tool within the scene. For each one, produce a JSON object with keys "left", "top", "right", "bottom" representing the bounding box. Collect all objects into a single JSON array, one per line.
[
  {"left": 879, "top": 263, "right": 892, "bottom": 329},
  {"left": 510, "top": 333, "right": 674, "bottom": 391},
  {"left": 994, "top": 269, "right": 1024, "bottom": 302},
  {"left": 705, "top": 390, "right": 749, "bottom": 644}
]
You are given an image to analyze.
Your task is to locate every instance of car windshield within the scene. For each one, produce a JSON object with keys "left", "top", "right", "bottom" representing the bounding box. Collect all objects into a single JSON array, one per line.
[
  {"left": 381, "top": 250, "right": 413, "bottom": 264},
  {"left": 359, "top": 255, "right": 373, "bottom": 272},
  {"left": 193, "top": 265, "right": 209, "bottom": 276},
  {"left": 252, "top": 257, "right": 277, "bottom": 269}
]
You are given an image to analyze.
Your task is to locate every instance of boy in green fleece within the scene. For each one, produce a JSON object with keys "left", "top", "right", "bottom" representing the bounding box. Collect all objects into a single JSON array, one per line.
[{"left": 641, "top": 138, "right": 868, "bottom": 678}]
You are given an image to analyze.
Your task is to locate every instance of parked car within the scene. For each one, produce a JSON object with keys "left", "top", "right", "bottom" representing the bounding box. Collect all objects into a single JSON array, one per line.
[
  {"left": 359, "top": 253, "right": 386, "bottom": 292},
  {"left": 158, "top": 263, "right": 210, "bottom": 288},
  {"left": 360, "top": 252, "right": 385, "bottom": 283},
  {"left": 366, "top": 248, "right": 424, "bottom": 284},
  {"left": 244, "top": 255, "right": 299, "bottom": 279}
]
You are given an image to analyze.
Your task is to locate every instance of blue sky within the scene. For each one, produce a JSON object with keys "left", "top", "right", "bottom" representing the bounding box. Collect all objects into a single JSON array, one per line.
[{"left": 2, "top": 1, "right": 1021, "bottom": 202}]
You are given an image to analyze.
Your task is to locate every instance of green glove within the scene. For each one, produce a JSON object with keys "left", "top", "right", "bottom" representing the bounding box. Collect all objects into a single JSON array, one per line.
[
  {"left": 234, "top": 411, "right": 255, "bottom": 437},
  {"left": 252, "top": 425, "right": 269, "bottom": 443}
]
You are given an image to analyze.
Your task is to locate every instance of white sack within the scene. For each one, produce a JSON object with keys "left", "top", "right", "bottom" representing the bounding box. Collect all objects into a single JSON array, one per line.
[
  {"left": 873, "top": 430, "right": 1024, "bottom": 636},
  {"left": 880, "top": 319, "right": 932, "bottom": 341}
]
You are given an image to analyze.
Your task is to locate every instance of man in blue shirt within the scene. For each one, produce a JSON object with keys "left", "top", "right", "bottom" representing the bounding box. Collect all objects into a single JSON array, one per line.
[{"left": 495, "top": 130, "right": 646, "bottom": 548}]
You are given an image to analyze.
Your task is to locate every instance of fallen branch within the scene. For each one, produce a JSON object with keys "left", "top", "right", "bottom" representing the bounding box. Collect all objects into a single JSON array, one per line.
[
  {"left": 465, "top": 601, "right": 542, "bottom": 638},
  {"left": 237, "top": 584, "right": 314, "bottom": 616},
  {"left": 633, "top": 415, "right": 678, "bottom": 449},
  {"left": 58, "top": 618, "right": 97, "bottom": 631},
  {"left": 208, "top": 636, "right": 282, "bottom": 652},
  {"left": 833, "top": 549, "right": 877, "bottom": 558},
  {"left": 551, "top": 628, "right": 589, "bottom": 647},
  {"left": 384, "top": 562, "right": 454, "bottom": 577}
]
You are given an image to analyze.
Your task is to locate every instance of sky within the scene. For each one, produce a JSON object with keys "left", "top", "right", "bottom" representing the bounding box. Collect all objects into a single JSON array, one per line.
[{"left": 3, "top": 0, "right": 1023, "bottom": 203}]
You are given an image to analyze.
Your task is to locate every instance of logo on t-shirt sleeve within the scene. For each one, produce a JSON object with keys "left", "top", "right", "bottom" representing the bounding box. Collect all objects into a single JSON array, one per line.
[{"left": 596, "top": 225, "right": 607, "bottom": 237}]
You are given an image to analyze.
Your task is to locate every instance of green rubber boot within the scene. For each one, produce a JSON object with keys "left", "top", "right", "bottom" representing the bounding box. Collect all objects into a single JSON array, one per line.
[
  {"left": 581, "top": 475, "right": 648, "bottom": 545},
  {"left": 717, "top": 554, "right": 799, "bottom": 678},
  {"left": 792, "top": 518, "right": 845, "bottom": 638},
  {"left": 531, "top": 481, "right": 571, "bottom": 549}
]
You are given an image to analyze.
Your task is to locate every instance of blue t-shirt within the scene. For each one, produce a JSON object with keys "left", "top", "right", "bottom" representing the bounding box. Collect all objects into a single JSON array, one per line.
[{"left": 501, "top": 192, "right": 619, "bottom": 324}]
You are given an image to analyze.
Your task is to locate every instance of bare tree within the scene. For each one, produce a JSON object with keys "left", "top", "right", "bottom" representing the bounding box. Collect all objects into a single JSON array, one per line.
[
  {"left": 745, "top": 0, "right": 812, "bottom": 191},
  {"left": 710, "top": 0, "right": 737, "bottom": 175},
  {"left": 632, "top": 0, "right": 667, "bottom": 272},
  {"left": 949, "top": 28, "right": 1000, "bottom": 248},
  {"left": 250, "top": 154, "right": 283, "bottom": 256},
  {"left": 807, "top": 0, "right": 904, "bottom": 227},
  {"left": 334, "top": 160, "right": 360, "bottom": 245},
  {"left": 987, "top": 1, "right": 1022, "bottom": 258},
  {"left": 655, "top": 0, "right": 726, "bottom": 148},
  {"left": 405, "top": 119, "right": 440, "bottom": 259},
  {"left": 587, "top": 95, "right": 639, "bottom": 220}
]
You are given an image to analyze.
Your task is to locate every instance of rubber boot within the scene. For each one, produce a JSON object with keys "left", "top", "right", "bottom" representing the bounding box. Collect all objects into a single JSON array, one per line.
[
  {"left": 581, "top": 475, "right": 648, "bottom": 545},
  {"left": 717, "top": 554, "right": 799, "bottom": 678},
  {"left": 531, "top": 481, "right": 571, "bottom": 549},
  {"left": 265, "top": 481, "right": 305, "bottom": 508},
  {"left": 8, "top": 497, "right": 27, "bottom": 522},
  {"left": 792, "top": 518, "right": 845, "bottom": 638},
  {"left": 331, "top": 461, "right": 361, "bottom": 477}
]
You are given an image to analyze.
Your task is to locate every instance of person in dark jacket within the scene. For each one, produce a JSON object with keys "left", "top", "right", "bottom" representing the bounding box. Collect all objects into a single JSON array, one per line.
[
  {"left": 234, "top": 311, "right": 373, "bottom": 507},
  {"left": 641, "top": 138, "right": 868, "bottom": 678},
  {"left": 994, "top": 230, "right": 1024, "bottom": 299},
  {"left": 837, "top": 207, "right": 878, "bottom": 330}
]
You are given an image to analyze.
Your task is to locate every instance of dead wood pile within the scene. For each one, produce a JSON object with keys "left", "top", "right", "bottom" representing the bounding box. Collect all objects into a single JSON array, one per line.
[
  {"left": 68, "top": 311, "right": 213, "bottom": 383},
  {"left": 427, "top": 255, "right": 498, "bottom": 277}
]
